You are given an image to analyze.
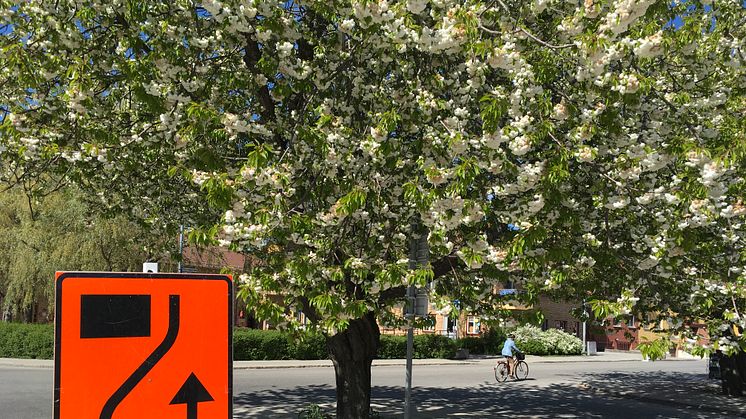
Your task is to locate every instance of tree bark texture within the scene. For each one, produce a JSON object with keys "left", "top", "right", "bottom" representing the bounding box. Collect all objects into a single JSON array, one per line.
[
  {"left": 327, "top": 311, "right": 381, "bottom": 419},
  {"left": 719, "top": 351, "right": 746, "bottom": 396}
]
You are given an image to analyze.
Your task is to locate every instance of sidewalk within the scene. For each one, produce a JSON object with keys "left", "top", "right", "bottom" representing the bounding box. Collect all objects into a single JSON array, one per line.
[{"left": 0, "top": 350, "right": 680, "bottom": 369}]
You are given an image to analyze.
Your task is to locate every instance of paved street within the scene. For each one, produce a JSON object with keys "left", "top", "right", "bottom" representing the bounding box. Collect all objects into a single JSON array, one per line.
[
  {"left": 2, "top": 354, "right": 743, "bottom": 418},
  {"left": 232, "top": 359, "right": 733, "bottom": 418}
]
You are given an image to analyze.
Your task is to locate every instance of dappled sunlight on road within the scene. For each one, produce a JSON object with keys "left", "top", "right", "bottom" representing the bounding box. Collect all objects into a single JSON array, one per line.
[{"left": 233, "top": 369, "right": 737, "bottom": 418}]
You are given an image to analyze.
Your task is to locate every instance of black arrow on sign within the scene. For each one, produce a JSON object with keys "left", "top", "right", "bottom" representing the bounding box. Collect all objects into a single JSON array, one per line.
[
  {"left": 101, "top": 295, "right": 180, "bottom": 419},
  {"left": 170, "top": 372, "right": 214, "bottom": 419}
]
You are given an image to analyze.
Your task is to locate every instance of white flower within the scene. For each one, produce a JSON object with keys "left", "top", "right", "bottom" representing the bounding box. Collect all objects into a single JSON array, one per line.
[
  {"left": 255, "top": 74, "right": 268, "bottom": 86},
  {"left": 340, "top": 19, "right": 356, "bottom": 32},
  {"left": 700, "top": 162, "right": 724, "bottom": 186},
  {"left": 256, "top": 29, "right": 272, "bottom": 43},
  {"left": 527, "top": 194, "right": 544, "bottom": 214},
  {"left": 634, "top": 31, "right": 664, "bottom": 58},
  {"left": 638, "top": 255, "right": 659, "bottom": 270},
  {"left": 509, "top": 135, "right": 531, "bottom": 156},
  {"left": 575, "top": 146, "right": 596, "bottom": 162},
  {"left": 278, "top": 41, "right": 294, "bottom": 57},
  {"left": 578, "top": 256, "right": 596, "bottom": 268},
  {"left": 406, "top": 0, "right": 427, "bottom": 15},
  {"left": 606, "top": 196, "right": 630, "bottom": 209},
  {"left": 553, "top": 100, "right": 569, "bottom": 120},
  {"left": 534, "top": 0, "right": 548, "bottom": 13},
  {"left": 483, "top": 131, "right": 506, "bottom": 149}
]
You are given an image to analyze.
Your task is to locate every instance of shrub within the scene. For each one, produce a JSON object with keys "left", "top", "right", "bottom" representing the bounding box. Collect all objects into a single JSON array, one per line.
[
  {"left": 378, "top": 334, "right": 458, "bottom": 359},
  {"left": 413, "top": 334, "right": 458, "bottom": 359},
  {"left": 0, "top": 322, "right": 460, "bottom": 361},
  {"left": 455, "top": 328, "right": 507, "bottom": 355},
  {"left": 298, "top": 404, "right": 332, "bottom": 419},
  {"left": 455, "top": 336, "right": 484, "bottom": 354},
  {"left": 544, "top": 328, "right": 583, "bottom": 355},
  {"left": 513, "top": 324, "right": 548, "bottom": 355},
  {"left": 378, "top": 335, "right": 406, "bottom": 359},
  {"left": 233, "top": 328, "right": 291, "bottom": 360},
  {"left": 511, "top": 324, "right": 582, "bottom": 356},
  {"left": 0, "top": 322, "right": 54, "bottom": 359},
  {"left": 289, "top": 332, "right": 328, "bottom": 360}
]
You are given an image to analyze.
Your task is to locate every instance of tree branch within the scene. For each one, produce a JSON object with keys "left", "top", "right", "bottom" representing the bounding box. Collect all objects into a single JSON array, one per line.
[
  {"left": 431, "top": 254, "right": 461, "bottom": 279},
  {"left": 242, "top": 36, "right": 276, "bottom": 122},
  {"left": 480, "top": 1, "right": 576, "bottom": 50}
]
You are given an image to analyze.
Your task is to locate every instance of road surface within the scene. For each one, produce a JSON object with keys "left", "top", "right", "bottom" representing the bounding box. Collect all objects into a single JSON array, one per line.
[{"left": 0, "top": 358, "right": 732, "bottom": 418}]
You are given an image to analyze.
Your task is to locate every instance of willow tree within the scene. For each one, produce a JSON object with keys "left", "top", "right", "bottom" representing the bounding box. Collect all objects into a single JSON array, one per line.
[
  {"left": 0, "top": 187, "right": 166, "bottom": 321},
  {"left": 2, "top": 0, "right": 746, "bottom": 416}
]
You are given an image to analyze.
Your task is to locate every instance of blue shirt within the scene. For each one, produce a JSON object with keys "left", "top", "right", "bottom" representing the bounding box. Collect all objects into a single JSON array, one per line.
[{"left": 502, "top": 338, "right": 519, "bottom": 356}]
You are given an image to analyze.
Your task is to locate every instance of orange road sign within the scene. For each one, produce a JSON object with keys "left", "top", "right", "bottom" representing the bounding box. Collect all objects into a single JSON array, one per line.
[{"left": 54, "top": 272, "right": 233, "bottom": 419}]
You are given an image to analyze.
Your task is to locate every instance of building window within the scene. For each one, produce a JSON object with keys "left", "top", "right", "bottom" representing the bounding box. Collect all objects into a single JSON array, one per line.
[
  {"left": 422, "top": 315, "right": 436, "bottom": 331},
  {"left": 555, "top": 320, "right": 567, "bottom": 331},
  {"left": 467, "top": 316, "right": 480, "bottom": 335},
  {"left": 615, "top": 315, "right": 636, "bottom": 328}
]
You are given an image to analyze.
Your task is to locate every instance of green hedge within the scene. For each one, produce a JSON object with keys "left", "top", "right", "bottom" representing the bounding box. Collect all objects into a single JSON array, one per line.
[
  {"left": 454, "top": 328, "right": 507, "bottom": 355},
  {"left": 377, "top": 334, "right": 458, "bottom": 359},
  {"left": 0, "top": 322, "right": 54, "bottom": 359},
  {"left": 0, "top": 323, "right": 460, "bottom": 360},
  {"left": 232, "top": 328, "right": 328, "bottom": 360}
]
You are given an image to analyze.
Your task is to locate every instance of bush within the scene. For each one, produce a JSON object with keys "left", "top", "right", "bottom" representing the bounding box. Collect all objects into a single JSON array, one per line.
[
  {"left": 377, "top": 334, "right": 458, "bottom": 359},
  {"left": 232, "top": 328, "right": 330, "bottom": 360},
  {"left": 513, "top": 324, "right": 548, "bottom": 355},
  {"left": 378, "top": 335, "right": 407, "bottom": 359},
  {"left": 0, "top": 322, "right": 54, "bottom": 359},
  {"left": 233, "top": 328, "right": 292, "bottom": 360},
  {"left": 413, "top": 334, "right": 458, "bottom": 359},
  {"left": 289, "top": 332, "right": 328, "bottom": 360},
  {"left": 455, "top": 328, "right": 507, "bottom": 355},
  {"left": 512, "top": 324, "right": 582, "bottom": 356},
  {"left": 0, "top": 322, "right": 460, "bottom": 361},
  {"left": 298, "top": 404, "right": 332, "bottom": 419},
  {"left": 543, "top": 328, "right": 583, "bottom": 355},
  {"left": 455, "top": 336, "right": 484, "bottom": 354}
]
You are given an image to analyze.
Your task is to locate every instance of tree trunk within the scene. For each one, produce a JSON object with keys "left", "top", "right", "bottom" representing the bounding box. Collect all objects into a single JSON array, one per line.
[
  {"left": 327, "top": 311, "right": 380, "bottom": 419},
  {"left": 720, "top": 351, "right": 746, "bottom": 396}
]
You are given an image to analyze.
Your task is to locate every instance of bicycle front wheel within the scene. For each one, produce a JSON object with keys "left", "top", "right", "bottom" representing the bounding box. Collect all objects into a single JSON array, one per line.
[
  {"left": 514, "top": 361, "right": 529, "bottom": 380},
  {"left": 495, "top": 362, "right": 509, "bottom": 382}
]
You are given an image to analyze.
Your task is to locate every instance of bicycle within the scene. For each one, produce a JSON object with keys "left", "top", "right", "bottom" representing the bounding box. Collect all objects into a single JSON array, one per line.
[{"left": 494, "top": 355, "right": 529, "bottom": 382}]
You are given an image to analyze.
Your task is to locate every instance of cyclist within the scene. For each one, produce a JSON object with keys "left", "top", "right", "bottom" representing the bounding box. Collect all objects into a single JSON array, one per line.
[{"left": 501, "top": 333, "right": 521, "bottom": 377}]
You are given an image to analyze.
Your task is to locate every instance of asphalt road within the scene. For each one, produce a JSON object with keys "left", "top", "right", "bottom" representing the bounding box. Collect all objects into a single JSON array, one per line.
[{"left": 0, "top": 359, "right": 731, "bottom": 418}]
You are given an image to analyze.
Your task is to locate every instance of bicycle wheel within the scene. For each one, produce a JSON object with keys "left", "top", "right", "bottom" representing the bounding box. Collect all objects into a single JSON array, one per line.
[
  {"left": 514, "top": 361, "right": 529, "bottom": 380},
  {"left": 494, "top": 362, "right": 509, "bottom": 382}
]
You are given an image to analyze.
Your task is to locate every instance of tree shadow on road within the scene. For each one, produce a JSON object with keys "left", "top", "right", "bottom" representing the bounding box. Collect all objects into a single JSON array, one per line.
[{"left": 233, "top": 370, "right": 739, "bottom": 418}]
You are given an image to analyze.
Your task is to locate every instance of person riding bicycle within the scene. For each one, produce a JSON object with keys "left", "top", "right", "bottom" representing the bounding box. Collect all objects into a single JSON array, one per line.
[{"left": 501, "top": 333, "right": 521, "bottom": 377}]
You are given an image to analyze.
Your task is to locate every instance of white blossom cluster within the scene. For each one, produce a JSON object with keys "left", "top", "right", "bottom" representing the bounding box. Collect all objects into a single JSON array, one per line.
[{"left": 0, "top": 0, "right": 745, "bottom": 342}]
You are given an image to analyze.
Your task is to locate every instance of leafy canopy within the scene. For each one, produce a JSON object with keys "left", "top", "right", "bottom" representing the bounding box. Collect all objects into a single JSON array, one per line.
[{"left": 1, "top": 0, "right": 745, "bottom": 352}]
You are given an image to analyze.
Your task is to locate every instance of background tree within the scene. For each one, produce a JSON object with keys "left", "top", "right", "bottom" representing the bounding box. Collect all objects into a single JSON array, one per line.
[
  {"left": 2, "top": 0, "right": 745, "bottom": 415},
  {"left": 0, "top": 187, "right": 174, "bottom": 321}
]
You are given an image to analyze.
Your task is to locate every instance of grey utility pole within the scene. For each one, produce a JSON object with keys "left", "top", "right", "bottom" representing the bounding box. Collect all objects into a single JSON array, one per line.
[
  {"left": 581, "top": 300, "right": 588, "bottom": 355},
  {"left": 405, "top": 223, "right": 429, "bottom": 419},
  {"left": 178, "top": 224, "right": 184, "bottom": 273}
]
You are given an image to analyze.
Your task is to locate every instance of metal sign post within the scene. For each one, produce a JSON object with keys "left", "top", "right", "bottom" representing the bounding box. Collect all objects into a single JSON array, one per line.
[{"left": 404, "top": 224, "right": 429, "bottom": 419}]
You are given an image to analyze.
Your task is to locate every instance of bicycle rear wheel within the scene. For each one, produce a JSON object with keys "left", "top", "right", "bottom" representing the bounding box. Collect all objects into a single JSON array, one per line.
[
  {"left": 514, "top": 361, "right": 529, "bottom": 380},
  {"left": 494, "top": 362, "right": 509, "bottom": 382}
]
